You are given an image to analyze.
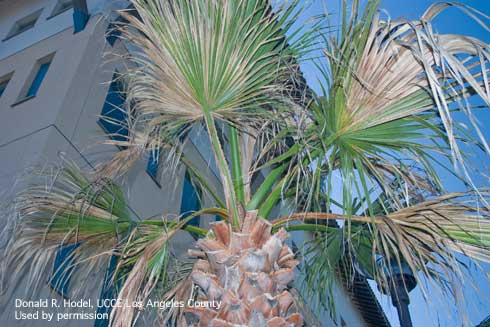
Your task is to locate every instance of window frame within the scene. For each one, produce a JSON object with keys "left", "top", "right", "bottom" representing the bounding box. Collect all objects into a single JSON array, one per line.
[
  {"left": 25, "top": 61, "right": 51, "bottom": 98},
  {"left": 12, "top": 53, "right": 54, "bottom": 106},
  {"left": 3, "top": 9, "right": 43, "bottom": 41}
]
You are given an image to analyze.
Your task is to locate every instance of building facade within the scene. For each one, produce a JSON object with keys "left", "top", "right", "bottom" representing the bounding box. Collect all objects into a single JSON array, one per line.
[{"left": 0, "top": 1, "right": 390, "bottom": 326}]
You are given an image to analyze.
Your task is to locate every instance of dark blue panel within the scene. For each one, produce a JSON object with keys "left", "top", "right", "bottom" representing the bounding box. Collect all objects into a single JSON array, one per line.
[
  {"left": 94, "top": 255, "right": 118, "bottom": 327},
  {"left": 98, "top": 76, "right": 128, "bottom": 148},
  {"left": 0, "top": 79, "right": 9, "bottom": 97},
  {"left": 26, "top": 62, "right": 51, "bottom": 98},
  {"left": 181, "top": 173, "right": 200, "bottom": 228},
  {"left": 73, "top": 9, "right": 89, "bottom": 33},
  {"left": 146, "top": 149, "right": 160, "bottom": 181},
  {"left": 49, "top": 243, "right": 80, "bottom": 297}
]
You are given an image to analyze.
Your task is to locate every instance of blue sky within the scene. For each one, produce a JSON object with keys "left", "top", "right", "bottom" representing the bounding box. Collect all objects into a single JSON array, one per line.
[{"left": 293, "top": 1, "right": 490, "bottom": 326}]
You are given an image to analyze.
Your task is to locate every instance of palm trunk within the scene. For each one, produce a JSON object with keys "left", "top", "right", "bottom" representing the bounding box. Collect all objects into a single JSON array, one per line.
[{"left": 182, "top": 211, "right": 303, "bottom": 327}]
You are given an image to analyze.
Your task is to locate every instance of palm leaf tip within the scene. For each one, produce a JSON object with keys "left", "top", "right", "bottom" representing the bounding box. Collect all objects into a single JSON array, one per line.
[{"left": 339, "top": 2, "right": 490, "bottom": 129}]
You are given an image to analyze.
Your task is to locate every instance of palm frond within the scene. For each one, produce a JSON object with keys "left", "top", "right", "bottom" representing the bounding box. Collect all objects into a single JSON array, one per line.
[
  {"left": 292, "top": 0, "right": 490, "bottom": 219},
  {"left": 110, "top": 210, "right": 207, "bottom": 327},
  {"left": 276, "top": 190, "right": 490, "bottom": 312},
  {"left": 99, "top": 0, "right": 318, "bottom": 226},
  {"left": 120, "top": 0, "right": 306, "bottom": 122},
  {"left": 103, "top": 0, "right": 311, "bottom": 173},
  {"left": 1, "top": 161, "right": 132, "bottom": 298}
]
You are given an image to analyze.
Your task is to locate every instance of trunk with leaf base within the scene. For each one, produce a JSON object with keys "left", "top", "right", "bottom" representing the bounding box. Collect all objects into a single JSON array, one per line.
[{"left": 182, "top": 211, "right": 303, "bottom": 327}]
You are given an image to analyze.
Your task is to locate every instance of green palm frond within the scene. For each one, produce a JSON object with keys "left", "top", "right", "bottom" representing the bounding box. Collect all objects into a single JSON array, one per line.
[
  {"left": 284, "top": 3, "right": 490, "bottom": 314},
  {"left": 297, "top": 226, "right": 342, "bottom": 316},
  {"left": 295, "top": 2, "right": 490, "bottom": 311},
  {"left": 2, "top": 161, "right": 132, "bottom": 297},
  {"left": 1, "top": 161, "right": 206, "bottom": 325},
  {"left": 110, "top": 223, "right": 174, "bottom": 326}
]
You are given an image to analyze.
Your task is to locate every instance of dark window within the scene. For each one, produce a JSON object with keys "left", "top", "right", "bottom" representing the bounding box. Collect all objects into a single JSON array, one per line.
[
  {"left": 181, "top": 172, "right": 201, "bottom": 230},
  {"left": 0, "top": 76, "right": 11, "bottom": 97},
  {"left": 4, "top": 9, "right": 42, "bottom": 40},
  {"left": 50, "top": 0, "right": 73, "bottom": 18},
  {"left": 25, "top": 61, "right": 51, "bottom": 98},
  {"left": 94, "top": 255, "right": 118, "bottom": 327},
  {"left": 146, "top": 148, "right": 161, "bottom": 184},
  {"left": 98, "top": 74, "right": 128, "bottom": 148},
  {"left": 49, "top": 243, "right": 80, "bottom": 297}
]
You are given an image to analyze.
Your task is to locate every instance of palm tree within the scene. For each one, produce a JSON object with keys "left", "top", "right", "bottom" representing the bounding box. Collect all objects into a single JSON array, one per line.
[{"left": 3, "top": 0, "right": 490, "bottom": 326}]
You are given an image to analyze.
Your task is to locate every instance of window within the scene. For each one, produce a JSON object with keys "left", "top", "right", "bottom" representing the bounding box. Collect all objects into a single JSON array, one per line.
[
  {"left": 26, "top": 61, "right": 51, "bottom": 98},
  {"left": 146, "top": 148, "right": 161, "bottom": 184},
  {"left": 12, "top": 54, "right": 54, "bottom": 106},
  {"left": 98, "top": 73, "right": 128, "bottom": 148},
  {"left": 0, "top": 73, "right": 13, "bottom": 98},
  {"left": 4, "top": 9, "right": 42, "bottom": 40},
  {"left": 49, "top": 243, "right": 79, "bottom": 297},
  {"left": 50, "top": 0, "right": 73, "bottom": 18},
  {"left": 181, "top": 172, "right": 201, "bottom": 236},
  {"left": 94, "top": 255, "right": 118, "bottom": 327}
]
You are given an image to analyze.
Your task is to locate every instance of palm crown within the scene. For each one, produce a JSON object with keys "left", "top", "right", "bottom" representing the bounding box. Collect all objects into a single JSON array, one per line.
[{"left": 3, "top": 0, "right": 490, "bottom": 326}]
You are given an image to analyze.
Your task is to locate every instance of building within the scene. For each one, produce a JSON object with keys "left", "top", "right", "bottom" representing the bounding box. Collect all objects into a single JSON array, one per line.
[{"left": 0, "top": 1, "right": 390, "bottom": 326}]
